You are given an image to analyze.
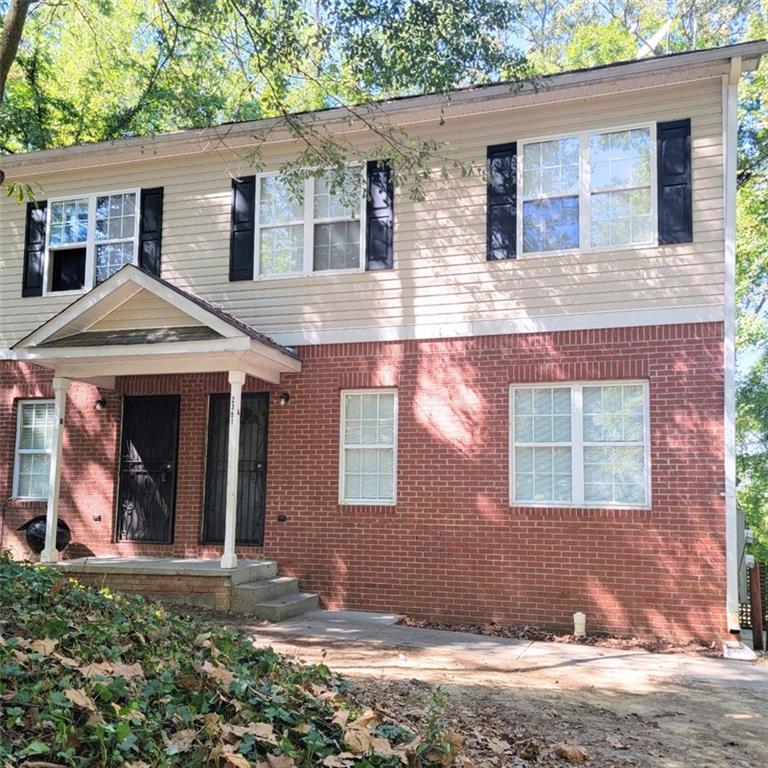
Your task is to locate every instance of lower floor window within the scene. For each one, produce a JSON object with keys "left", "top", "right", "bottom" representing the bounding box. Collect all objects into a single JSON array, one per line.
[
  {"left": 511, "top": 382, "right": 649, "bottom": 507},
  {"left": 340, "top": 389, "right": 397, "bottom": 503},
  {"left": 13, "top": 400, "right": 56, "bottom": 499}
]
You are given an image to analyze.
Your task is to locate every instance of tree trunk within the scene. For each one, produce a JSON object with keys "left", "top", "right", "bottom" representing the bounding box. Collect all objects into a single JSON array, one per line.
[{"left": 0, "top": 0, "right": 33, "bottom": 103}]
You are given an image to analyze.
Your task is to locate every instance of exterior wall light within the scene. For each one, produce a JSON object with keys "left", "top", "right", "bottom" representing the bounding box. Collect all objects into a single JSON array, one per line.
[
  {"left": 279, "top": 392, "right": 290, "bottom": 406},
  {"left": 94, "top": 398, "right": 107, "bottom": 411}
]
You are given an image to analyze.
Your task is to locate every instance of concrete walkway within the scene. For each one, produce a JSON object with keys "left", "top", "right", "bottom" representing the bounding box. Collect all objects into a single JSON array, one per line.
[{"left": 245, "top": 610, "right": 768, "bottom": 694}]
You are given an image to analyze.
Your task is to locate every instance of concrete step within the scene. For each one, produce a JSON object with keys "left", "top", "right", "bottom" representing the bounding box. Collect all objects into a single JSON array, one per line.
[
  {"left": 230, "top": 576, "right": 299, "bottom": 611},
  {"left": 230, "top": 560, "right": 279, "bottom": 585},
  {"left": 247, "top": 591, "right": 320, "bottom": 622}
]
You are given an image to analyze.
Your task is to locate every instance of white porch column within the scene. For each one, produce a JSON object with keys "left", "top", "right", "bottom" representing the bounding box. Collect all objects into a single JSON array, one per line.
[
  {"left": 40, "top": 377, "right": 70, "bottom": 564},
  {"left": 221, "top": 370, "right": 245, "bottom": 569}
]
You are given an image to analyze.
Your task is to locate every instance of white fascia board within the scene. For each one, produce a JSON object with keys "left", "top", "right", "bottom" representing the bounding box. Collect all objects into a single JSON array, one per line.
[
  {"left": 269, "top": 305, "right": 725, "bottom": 347},
  {"left": 14, "top": 335, "right": 252, "bottom": 361}
]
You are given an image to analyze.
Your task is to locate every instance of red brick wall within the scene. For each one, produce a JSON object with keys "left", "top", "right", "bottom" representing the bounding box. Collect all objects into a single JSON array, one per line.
[{"left": 0, "top": 322, "right": 726, "bottom": 638}]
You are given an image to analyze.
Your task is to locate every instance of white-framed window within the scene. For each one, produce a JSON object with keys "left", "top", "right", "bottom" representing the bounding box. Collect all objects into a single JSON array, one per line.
[
  {"left": 255, "top": 168, "right": 365, "bottom": 278},
  {"left": 13, "top": 400, "right": 56, "bottom": 500},
  {"left": 518, "top": 124, "right": 656, "bottom": 256},
  {"left": 45, "top": 189, "right": 140, "bottom": 294},
  {"left": 339, "top": 389, "right": 397, "bottom": 504},
  {"left": 510, "top": 381, "right": 650, "bottom": 508}
]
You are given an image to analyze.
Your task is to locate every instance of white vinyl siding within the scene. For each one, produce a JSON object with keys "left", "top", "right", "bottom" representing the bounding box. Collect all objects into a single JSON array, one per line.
[
  {"left": 0, "top": 74, "right": 724, "bottom": 349},
  {"left": 511, "top": 382, "right": 650, "bottom": 508},
  {"left": 340, "top": 390, "right": 397, "bottom": 504},
  {"left": 13, "top": 400, "right": 55, "bottom": 499}
]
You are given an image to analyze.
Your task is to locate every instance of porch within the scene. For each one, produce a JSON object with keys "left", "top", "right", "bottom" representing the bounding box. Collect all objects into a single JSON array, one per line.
[
  {"left": 11, "top": 265, "right": 302, "bottom": 572},
  {"left": 51, "top": 556, "right": 320, "bottom": 620}
]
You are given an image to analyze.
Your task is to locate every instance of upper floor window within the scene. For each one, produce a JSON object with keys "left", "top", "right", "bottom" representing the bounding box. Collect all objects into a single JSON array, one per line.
[
  {"left": 520, "top": 125, "right": 655, "bottom": 255},
  {"left": 256, "top": 169, "right": 364, "bottom": 278},
  {"left": 46, "top": 190, "right": 139, "bottom": 293}
]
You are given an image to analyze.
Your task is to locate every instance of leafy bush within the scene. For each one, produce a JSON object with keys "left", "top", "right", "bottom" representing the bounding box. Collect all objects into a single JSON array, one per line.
[{"left": 0, "top": 556, "right": 448, "bottom": 767}]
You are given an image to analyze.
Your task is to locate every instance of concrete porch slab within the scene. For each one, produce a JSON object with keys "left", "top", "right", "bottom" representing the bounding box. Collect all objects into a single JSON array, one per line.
[{"left": 50, "top": 556, "right": 277, "bottom": 584}]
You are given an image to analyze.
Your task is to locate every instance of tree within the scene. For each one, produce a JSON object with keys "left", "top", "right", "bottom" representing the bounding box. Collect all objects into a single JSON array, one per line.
[{"left": 0, "top": 0, "right": 529, "bottom": 198}]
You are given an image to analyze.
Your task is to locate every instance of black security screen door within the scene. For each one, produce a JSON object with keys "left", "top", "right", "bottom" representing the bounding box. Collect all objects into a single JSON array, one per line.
[
  {"left": 203, "top": 392, "right": 268, "bottom": 546},
  {"left": 116, "top": 395, "right": 180, "bottom": 543}
]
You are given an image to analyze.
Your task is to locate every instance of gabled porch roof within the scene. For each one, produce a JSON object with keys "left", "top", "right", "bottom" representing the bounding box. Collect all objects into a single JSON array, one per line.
[{"left": 11, "top": 264, "right": 301, "bottom": 386}]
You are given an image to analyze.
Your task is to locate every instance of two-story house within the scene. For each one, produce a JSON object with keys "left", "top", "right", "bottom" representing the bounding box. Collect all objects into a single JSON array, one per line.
[{"left": 1, "top": 41, "right": 764, "bottom": 638}]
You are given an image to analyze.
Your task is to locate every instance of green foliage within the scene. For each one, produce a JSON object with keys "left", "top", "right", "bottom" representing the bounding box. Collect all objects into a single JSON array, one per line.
[
  {"left": 0, "top": 0, "right": 528, "bottom": 199},
  {"left": 0, "top": 556, "right": 450, "bottom": 766}
]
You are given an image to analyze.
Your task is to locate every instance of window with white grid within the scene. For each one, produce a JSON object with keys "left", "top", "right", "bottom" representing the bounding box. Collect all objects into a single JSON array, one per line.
[
  {"left": 255, "top": 168, "right": 364, "bottom": 277},
  {"left": 13, "top": 400, "right": 56, "bottom": 499},
  {"left": 340, "top": 390, "right": 397, "bottom": 504},
  {"left": 517, "top": 123, "right": 656, "bottom": 256},
  {"left": 511, "top": 382, "right": 649, "bottom": 508},
  {"left": 512, "top": 386, "right": 573, "bottom": 503},
  {"left": 45, "top": 189, "right": 139, "bottom": 293}
]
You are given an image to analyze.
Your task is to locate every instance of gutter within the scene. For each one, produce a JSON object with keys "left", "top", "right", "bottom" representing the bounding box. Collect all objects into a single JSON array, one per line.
[{"left": 723, "top": 56, "right": 741, "bottom": 632}]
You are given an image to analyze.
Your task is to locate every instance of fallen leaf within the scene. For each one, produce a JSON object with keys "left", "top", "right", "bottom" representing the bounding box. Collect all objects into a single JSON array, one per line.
[
  {"left": 200, "top": 660, "right": 234, "bottom": 688},
  {"left": 332, "top": 710, "right": 350, "bottom": 728},
  {"left": 53, "top": 652, "right": 79, "bottom": 668},
  {"left": 266, "top": 756, "right": 295, "bottom": 768},
  {"left": 223, "top": 753, "right": 251, "bottom": 768},
  {"left": 64, "top": 688, "right": 97, "bottom": 711},
  {"left": 487, "top": 737, "right": 510, "bottom": 755},
  {"left": 30, "top": 638, "right": 58, "bottom": 655},
  {"left": 322, "top": 754, "right": 357, "bottom": 767},
  {"left": 112, "top": 662, "right": 145, "bottom": 680},
  {"left": 222, "top": 722, "right": 278, "bottom": 745},
  {"left": 166, "top": 728, "right": 197, "bottom": 753},
  {"left": 344, "top": 728, "right": 373, "bottom": 754},
  {"left": 78, "top": 661, "right": 113, "bottom": 678},
  {"left": 553, "top": 742, "right": 588, "bottom": 764}
]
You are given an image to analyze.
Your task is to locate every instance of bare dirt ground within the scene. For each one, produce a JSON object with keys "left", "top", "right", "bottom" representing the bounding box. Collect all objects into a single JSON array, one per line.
[{"left": 200, "top": 609, "right": 768, "bottom": 768}]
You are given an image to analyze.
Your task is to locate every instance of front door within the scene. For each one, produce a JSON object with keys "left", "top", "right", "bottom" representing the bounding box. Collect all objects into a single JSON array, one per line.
[
  {"left": 202, "top": 392, "right": 268, "bottom": 546},
  {"left": 116, "top": 395, "right": 180, "bottom": 543}
]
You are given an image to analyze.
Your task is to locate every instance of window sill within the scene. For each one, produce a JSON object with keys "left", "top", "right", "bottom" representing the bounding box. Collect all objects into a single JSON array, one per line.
[
  {"left": 253, "top": 267, "right": 365, "bottom": 282},
  {"left": 493, "top": 241, "right": 660, "bottom": 262},
  {"left": 510, "top": 502, "right": 649, "bottom": 510},
  {"left": 42, "top": 289, "right": 87, "bottom": 298},
  {"left": 6, "top": 497, "right": 47, "bottom": 505},
  {"left": 339, "top": 500, "right": 397, "bottom": 507}
]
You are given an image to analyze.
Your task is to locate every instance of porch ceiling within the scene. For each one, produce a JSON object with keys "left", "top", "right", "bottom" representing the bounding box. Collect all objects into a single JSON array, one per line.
[{"left": 11, "top": 265, "right": 301, "bottom": 385}]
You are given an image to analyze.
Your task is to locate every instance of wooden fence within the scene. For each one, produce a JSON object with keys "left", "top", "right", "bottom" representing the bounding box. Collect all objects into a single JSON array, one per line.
[{"left": 739, "top": 563, "right": 768, "bottom": 630}]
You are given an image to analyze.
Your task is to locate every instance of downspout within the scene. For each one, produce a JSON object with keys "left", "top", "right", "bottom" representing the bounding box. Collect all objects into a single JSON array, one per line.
[{"left": 723, "top": 56, "right": 741, "bottom": 632}]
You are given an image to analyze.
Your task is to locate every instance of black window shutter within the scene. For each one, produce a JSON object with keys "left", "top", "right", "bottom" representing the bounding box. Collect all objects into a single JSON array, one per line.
[
  {"left": 22, "top": 200, "right": 47, "bottom": 297},
  {"left": 139, "top": 187, "right": 164, "bottom": 276},
  {"left": 230, "top": 176, "right": 256, "bottom": 281},
  {"left": 657, "top": 119, "right": 692, "bottom": 245},
  {"left": 365, "top": 160, "right": 394, "bottom": 270},
  {"left": 486, "top": 142, "right": 517, "bottom": 260}
]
